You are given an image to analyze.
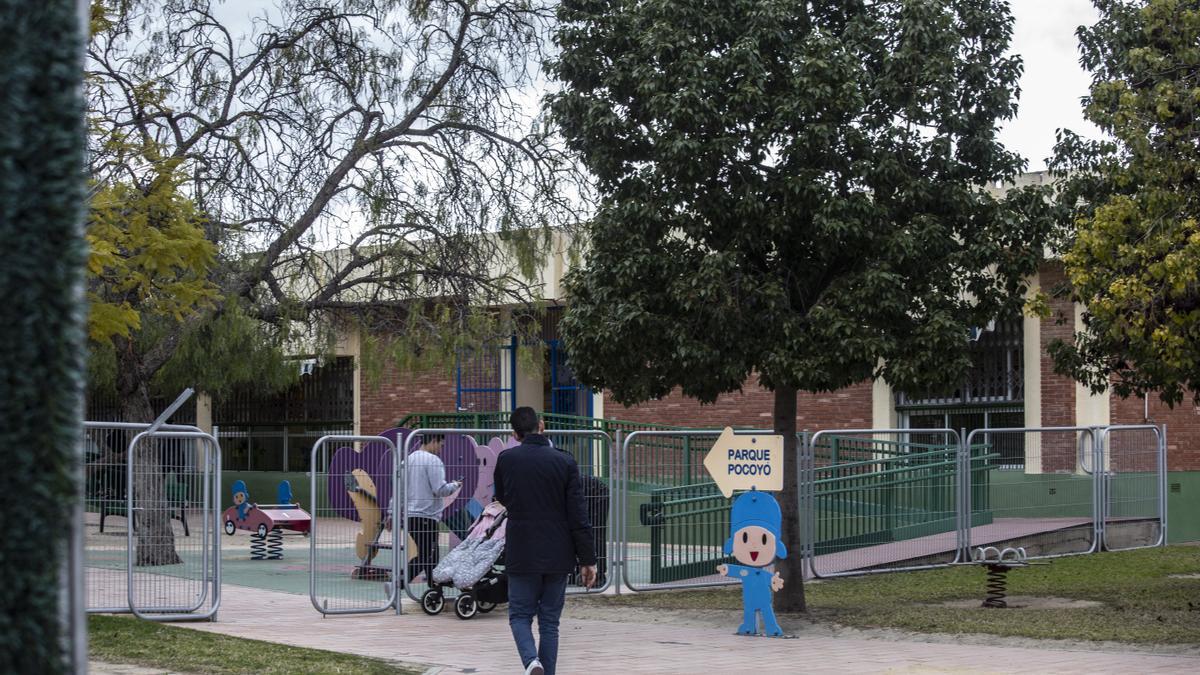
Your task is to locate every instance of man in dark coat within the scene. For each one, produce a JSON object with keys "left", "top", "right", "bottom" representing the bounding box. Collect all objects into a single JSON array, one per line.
[{"left": 494, "top": 407, "right": 597, "bottom": 675}]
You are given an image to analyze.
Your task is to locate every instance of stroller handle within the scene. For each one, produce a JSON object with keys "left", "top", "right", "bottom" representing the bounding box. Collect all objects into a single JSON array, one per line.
[{"left": 483, "top": 509, "right": 508, "bottom": 539}]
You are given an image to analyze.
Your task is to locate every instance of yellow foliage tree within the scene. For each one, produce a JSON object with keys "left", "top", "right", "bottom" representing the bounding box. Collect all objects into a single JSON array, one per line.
[{"left": 87, "top": 163, "right": 218, "bottom": 344}]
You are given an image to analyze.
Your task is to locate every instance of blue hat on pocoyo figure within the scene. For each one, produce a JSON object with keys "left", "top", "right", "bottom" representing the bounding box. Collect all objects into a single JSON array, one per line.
[
  {"left": 717, "top": 489, "right": 788, "bottom": 637},
  {"left": 724, "top": 488, "right": 788, "bottom": 564}
]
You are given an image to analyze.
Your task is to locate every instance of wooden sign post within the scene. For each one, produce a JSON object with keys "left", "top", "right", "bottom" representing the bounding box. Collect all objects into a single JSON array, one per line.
[{"left": 705, "top": 427, "right": 790, "bottom": 638}]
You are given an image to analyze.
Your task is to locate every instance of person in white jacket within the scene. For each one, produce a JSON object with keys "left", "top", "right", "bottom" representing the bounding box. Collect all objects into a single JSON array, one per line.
[{"left": 406, "top": 436, "right": 460, "bottom": 584}]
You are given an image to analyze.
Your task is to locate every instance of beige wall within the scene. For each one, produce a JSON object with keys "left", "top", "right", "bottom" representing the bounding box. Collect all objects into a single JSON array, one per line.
[
  {"left": 1022, "top": 274, "right": 1043, "bottom": 473},
  {"left": 871, "top": 375, "right": 897, "bottom": 430},
  {"left": 515, "top": 344, "right": 544, "bottom": 412},
  {"left": 1073, "top": 302, "right": 1110, "bottom": 429}
]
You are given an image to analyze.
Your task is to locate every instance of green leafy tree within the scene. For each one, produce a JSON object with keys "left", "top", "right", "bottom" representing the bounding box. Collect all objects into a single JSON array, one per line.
[
  {"left": 551, "top": 0, "right": 1052, "bottom": 611},
  {"left": 1048, "top": 0, "right": 1200, "bottom": 406},
  {"left": 86, "top": 157, "right": 301, "bottom": 564},
  {"left": 87, "top": 0, "right": 582, "bottom": 563},
  {"left": 0, "top": 0, "right": 87, "bottom": 670}
]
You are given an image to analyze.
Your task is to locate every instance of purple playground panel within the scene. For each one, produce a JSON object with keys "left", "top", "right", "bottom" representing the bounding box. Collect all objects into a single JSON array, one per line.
[
  {"left": 326, "top": 428, "right": 408, "bottom": 521},
  {"left": 438, "top": 433, "right": 481, "bottom": 540},
  {"left": 324, "top": 429, "right": 521, "bottom": 542}
]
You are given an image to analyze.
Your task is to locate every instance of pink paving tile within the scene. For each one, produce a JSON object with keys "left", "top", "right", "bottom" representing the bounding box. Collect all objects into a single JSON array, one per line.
[{"left": 142, "top": 581, "right": 1200, "bottom": 674}]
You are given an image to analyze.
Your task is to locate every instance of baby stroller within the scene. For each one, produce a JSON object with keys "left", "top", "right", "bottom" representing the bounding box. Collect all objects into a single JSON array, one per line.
[{"left": 423, "top": 501, "right": 508, "bottom": 620}]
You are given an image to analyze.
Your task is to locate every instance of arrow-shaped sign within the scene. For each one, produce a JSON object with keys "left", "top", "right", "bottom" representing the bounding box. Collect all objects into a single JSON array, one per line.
[{"left": 703, "top": 427, "right": 785, "bottom": 498}]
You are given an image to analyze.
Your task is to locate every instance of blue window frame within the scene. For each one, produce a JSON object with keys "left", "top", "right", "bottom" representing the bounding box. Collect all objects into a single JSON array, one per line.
[
  {"left": 546, "top": 339, "right": 593, "bottom": 417},
  {"left": 455, "top": 336, "right": 517, "bottom": 412}
]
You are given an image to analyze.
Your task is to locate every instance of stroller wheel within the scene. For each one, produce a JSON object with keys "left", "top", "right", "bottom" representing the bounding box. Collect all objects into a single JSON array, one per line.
[
  {"left": 454, "top": 593, "right": 478, "bottom": 620},
  {"left": 420, "top": 589, "right": 444, "bottom": 616},
  {"left": 476, "top": 600, "right": 496, "bottom": 613}
]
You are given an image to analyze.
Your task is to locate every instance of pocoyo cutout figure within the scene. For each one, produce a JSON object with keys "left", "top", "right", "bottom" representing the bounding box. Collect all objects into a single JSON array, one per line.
[
  {"left": 232, "top": 480, "right": 252, "bottom": 521},
  {"left": 716, "top": 489, "right": 787, "bottom": 637}
]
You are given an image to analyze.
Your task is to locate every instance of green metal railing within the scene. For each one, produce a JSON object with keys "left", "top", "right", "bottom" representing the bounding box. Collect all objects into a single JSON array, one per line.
[
  {"left": 812, "top": 445, "right": 999, "bottom": 556},
  {"left": 813, "top": 435, "right": 960, "bottom": 466},
  {"left": 639, "top": 442, "right": 1000, "bottom": 583}
]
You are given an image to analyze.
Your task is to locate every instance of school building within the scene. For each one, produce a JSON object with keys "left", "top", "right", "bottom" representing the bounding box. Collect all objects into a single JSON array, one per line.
[{"left": 91, "top": 172, "right": 1200, "bottom": 542}]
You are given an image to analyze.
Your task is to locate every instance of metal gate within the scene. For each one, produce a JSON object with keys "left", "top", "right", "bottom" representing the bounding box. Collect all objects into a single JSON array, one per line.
[
  {"left": 1100, "top": 425, "right": 1166, "bottom": 551},
  {"left": 309, "top": 434, "right": 400, "bottom": 616},
  {"left": 806, "top": 428, "right": 964, "bottom": 578},
  {"left": 84, "top": 420, "right": 221, "bottom": 620},
  {"left": 125, "top": 429, "right": 221, "bottom": 621},
  {"left": 401, "top": 428, "right": 614, "bottom": 609},
  {"left": 961, "top": 427, "right": 1101, "bottom": 562}
]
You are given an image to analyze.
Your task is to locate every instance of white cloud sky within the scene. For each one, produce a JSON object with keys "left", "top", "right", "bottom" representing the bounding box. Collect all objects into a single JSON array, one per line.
[
  {"left": 999, "top": 0, "right": 1103, "bottom": 171},
  {"left": 211, "top": 0, "right": 1103, "bottom": 178}
]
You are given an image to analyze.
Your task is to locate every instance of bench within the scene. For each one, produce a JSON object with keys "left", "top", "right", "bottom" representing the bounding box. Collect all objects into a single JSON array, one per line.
[{"left": 86, "top": 471, "right": 191, "bottom": 537}]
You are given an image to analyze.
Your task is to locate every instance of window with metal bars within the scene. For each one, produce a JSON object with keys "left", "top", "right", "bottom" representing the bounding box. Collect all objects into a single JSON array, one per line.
[
  {"left": 897, "top": 317, "right": 1026, "bottom": 468},
  {"left": 455, "top": 336, "right": 517, "bottom": 412},
  {"left": 212, "top": 356, "right": 355, "bottom": 472},
  {"left": 895, "top": 316, "right": 1024, "bottom": 408}
]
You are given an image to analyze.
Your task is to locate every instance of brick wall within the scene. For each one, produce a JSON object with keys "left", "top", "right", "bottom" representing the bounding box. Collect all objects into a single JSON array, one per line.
[
  {"left": 359, "top": 360, "right": 457, "bottom": 436},
  {"left": 1039, "top": 262, "right": 1078, "bottom": 472},
  {"left": 1111, "top": 392, "right": 1200, "bottom": 472},
  {"left": 603, "top": 377, "right": 874, "bottom": 431}
]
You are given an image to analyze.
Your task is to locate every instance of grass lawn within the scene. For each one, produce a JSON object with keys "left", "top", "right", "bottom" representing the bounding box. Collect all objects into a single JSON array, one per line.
[
  {"left": 88, "top": 615, "right": 424, "bottom": 674},
  {"left": 592, "top": 545, "right": 1200, "bottom": 643}
]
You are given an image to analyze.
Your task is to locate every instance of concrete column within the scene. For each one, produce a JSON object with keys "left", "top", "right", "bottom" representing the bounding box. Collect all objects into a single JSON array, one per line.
[
  {"left": 871, "top": 373, "right": 897, "bottom": 430},
  {"left": 1074, "top": 302, "right": 1111, "bottom": 471},
  {"left": 1023, "top": 273, "right": 1043, "bottom": 474},
  {"left": 339, "top": 325, "right": 362, "bottom": 436},
  {"left": 515, "top": 343, "right": 544, "bottom": 412},
  {"left": 195, "top": 392, "right": 213, "bottom": 434}
]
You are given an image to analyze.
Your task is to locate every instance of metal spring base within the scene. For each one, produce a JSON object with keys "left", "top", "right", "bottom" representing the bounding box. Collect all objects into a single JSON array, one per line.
[
  {"left": 982, "top": 564, "right": 1009, "bottom": 608},
  {"left": 250, "top": 528, "right": 283, "bottom": 560}
]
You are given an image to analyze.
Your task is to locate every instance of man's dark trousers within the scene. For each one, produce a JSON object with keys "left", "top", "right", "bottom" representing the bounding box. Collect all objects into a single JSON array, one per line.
[
  {"left": 407, "top": 516, "right": 439, "bottom": 583},
  {"left": 507, "top": 573, "right": 568, "bottom": 675}
]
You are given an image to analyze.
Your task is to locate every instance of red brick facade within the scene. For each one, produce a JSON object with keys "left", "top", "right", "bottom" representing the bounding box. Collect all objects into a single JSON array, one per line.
[
  {"left": 359, "top": 360, "right": 457, "bottom": 435},
  {"left": 1111, "top": 391, "right": 1200, "bottom": 473},
  {"left": 1038, "top": 262, "right": 1079, "bottom": 472},
  {"left": 356, "top": 261, "right": 1200, "bottom": 472},
  {"left": 603, "top": 378, "right": 874, "bottom": 431}
]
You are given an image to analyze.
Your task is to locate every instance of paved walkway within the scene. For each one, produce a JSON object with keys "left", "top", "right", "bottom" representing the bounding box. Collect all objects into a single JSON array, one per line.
[{"left": 165, "top": 584, "right": 1200, "bottom": 674}]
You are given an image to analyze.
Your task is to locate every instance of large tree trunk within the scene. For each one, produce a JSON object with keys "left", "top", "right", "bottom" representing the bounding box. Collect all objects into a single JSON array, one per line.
[
  {"left": 773, "top": 384, "right": 807, "bottom": 612},
  {"left": 117, "top": 353, "right": 182, "bottom": 566}
]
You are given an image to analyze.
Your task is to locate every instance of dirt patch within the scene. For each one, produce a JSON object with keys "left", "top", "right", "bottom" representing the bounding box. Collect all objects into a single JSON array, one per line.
[{"left": 937, "top": 595, "right": 1103, "bottom": 610}]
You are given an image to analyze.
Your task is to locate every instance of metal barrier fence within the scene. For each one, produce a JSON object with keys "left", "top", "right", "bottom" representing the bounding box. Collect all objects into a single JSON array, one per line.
[
  {"left": 618, "top": 424, "right": 1166, "bottom": 589},
  {"left": 401, "top": 428, "right": 613, "bottom": 617},
  {"left": 962, "top": 427, "right": 1101, "bottom": 562},
  {"left": 90, "top": 416, "right": 1167, "bottom": 620},
  {"left": 83, "top": 421, "right": 221, "bottom": 621},
  {"left": 806, "top": 429, "right": 964, "bottom": 578},
  {"left": 127, "top": 430, "right": 221, "bottom": 621},
  {"left": 1100, "top": 425, "right": 1165, "bottom": 552},
  {"left": 619, "top": 429, "right": 777, "bottom": 592},
  {"left": 309, "top": 434, "right": 400, "bottom": 616}
]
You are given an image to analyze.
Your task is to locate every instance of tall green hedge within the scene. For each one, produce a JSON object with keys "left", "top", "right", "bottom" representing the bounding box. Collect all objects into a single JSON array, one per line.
[{"left": 0, "top": 0, "right": 88, "bottom": 672}]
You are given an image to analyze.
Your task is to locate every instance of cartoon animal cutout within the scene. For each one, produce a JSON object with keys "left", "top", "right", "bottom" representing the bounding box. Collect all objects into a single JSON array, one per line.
[
  {"left": 327, "top": 434, "right": 395, "bottom": 521},
  {"left": 346, "top": 469, "right": 382, "bottom": 561},
  {"left": 464, "top": 438, "right": 504, "bottom": 520},
  {"left": 345, "top": 466, "right": 417, "bottom": 565},
  {"left": 433, "top": 433, "right": 481, "bottom": 542},
  {"left": 716, "top": 489, "right": 788, "bottom": 637}
]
